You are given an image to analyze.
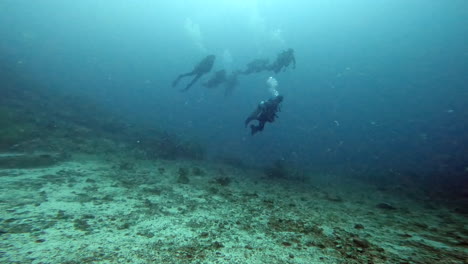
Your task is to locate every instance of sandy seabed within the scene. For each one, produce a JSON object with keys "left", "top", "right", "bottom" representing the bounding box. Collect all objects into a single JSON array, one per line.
[{"left": 0, "top": 154, "right": 467, "bottom": 264}]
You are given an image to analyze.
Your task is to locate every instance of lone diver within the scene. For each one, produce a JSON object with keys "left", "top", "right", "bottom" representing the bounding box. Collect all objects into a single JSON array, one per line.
[
  {"left": 223, "top": 71, "right": 240, "bottom": 97},
  {"left": 240, "top": 59, "right": 270, "bottom": 75},
  {"left": 203, "top": 69, "right": 227, "bottom": 89},
  {"left": 172, "top": 55, "right": 216, "bottom": 92},
  {"left": 245, "top": 95, "right": 284, "bottom": 135},
  {"left": 269, "top": 48, "right": 296, "bottom": 74}
]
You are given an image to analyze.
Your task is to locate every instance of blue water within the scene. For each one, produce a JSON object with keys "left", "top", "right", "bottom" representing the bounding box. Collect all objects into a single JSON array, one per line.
[{"left": 1, "top": 0, "right": 467, "bottom": 182}]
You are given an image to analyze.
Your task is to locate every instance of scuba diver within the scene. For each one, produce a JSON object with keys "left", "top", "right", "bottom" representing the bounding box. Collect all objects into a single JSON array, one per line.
[
  {"left": 203, "top": 69, "right": 240, "bottom": 96},
  {"left": 203, "top": 69, "right": 227, "bottom": 89},
  {"left": 240, "top": 59, "right": 270, "bottom": 75},
  {"left": 223, "top": 71, "right": 240, "bottom": 97},
  {"left": 172, "top": 55, "right": 216, "bottom": 92},
  {"left": 268, "top": 48, "right": 296, "bottom": 74},
  {"left": 245, "top": 94, "right": 284, "bottom": 135}
]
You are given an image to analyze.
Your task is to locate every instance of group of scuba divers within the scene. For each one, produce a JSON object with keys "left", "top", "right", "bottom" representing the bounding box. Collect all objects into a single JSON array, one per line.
[{"left": 172, "top": 48, "right": 296, "bottom": 135}]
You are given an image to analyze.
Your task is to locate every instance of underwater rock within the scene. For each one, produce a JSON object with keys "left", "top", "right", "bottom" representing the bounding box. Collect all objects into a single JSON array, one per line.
[
  {"left": 73, "top": 218, "right": 92, "bottom": 232},
  {"left": 457, "top": 238, "right": 468, "bottom": 246},
  {"left": 413, "top": 222, "right": 428, "bottom": 229},
  {"left": 118, "top": 161, "right": 135, "bottom": 171},
  {"left": 398, "top": 233, "right": 412, "bottom": 238},
  {"left": 0, "top": 152, "right": 63, "bottom": 169},
  {"left": 192, "top": 167, "right": 204, "bottom": 176},
  {"left": 264, "top": 160, "right": 288, "bottom": 178},
  {"left": 352, "top": 238, "right": 370, "bottom": 248},
  {"left": 212, "top": 241, "right": 224, "bottom": 249},
  {"left": 6, "top": 223, "right": 34, "bottom": 234},
  {"left": 214, "top": 176, "right": 232, "bottom": 186},
  {"left": 454, "top": 206, "right": 468, "bottom": 215},
  {"left": 0, "top": 107, "right": 41, "bottom": 150},
  {"left": 354, "top": 224, "right": 365, "bottom": 229},
  {"left": 136, "top": 231, "right": 154, "bottom": 238},
  {"left": 177, "top": 168, "right": 190, "bottom": 184},
  {"left": 325, "top": 192, "right": 343, "bottom": 202},
  {"left": 376, "top": 203, "right": 396, "bottom": 210}
]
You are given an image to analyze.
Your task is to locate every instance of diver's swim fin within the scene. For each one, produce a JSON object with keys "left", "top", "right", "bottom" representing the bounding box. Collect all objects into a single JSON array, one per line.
[
  {"left": 172, "top": 76, "right": 181, "bottom": 87},
  {"left": 250, "top": 124, "right": 259, "bottom": 135}
]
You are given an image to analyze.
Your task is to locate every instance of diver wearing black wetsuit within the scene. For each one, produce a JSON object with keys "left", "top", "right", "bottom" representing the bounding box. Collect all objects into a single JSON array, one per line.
[
  {"left": 245, "top": 95, "right": 284, "bottom": 135},
  {"left": 172, "top": 55, "right": 216, "bottom": 92},
  {"left": 269, "top": 48, "right": 296, "bottom": 74}
]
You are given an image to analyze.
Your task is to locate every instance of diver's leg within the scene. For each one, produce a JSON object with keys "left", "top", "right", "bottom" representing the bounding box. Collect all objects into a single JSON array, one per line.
[
  {"left": 224, "top": 84, "right": 234, "bottom": 97},
  {"left": 172, "top": 75, "right": 183, "bottom": 87},
  {"left": 172, "top": 71, "right": 195, "bottom": 87},
  {"left": 245, "top": 113, "right": 259, "bottom": 127},
  {"left": 245, "top": 107, "right": 262, "bottom": 127},
  {"left": 269, "top": 63, "right": 280, "bottom": 74},
  {"left": 180, "top": 73, "right": 202, "bottom": 92},
  {"left": 266, "top": 63, "right": 274, "bottom": 72},
  {"left": 250, "top": 121, "right": 265, "bottom": 135},
  {"left": 250, "top": 124, "right": 258, "bottom": 135},
  {"left": 245, "top": 118, "right": 252, "bottom": 127},
  {"left": 257, "top": 121, "right": 266, "bottom": 131}
]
